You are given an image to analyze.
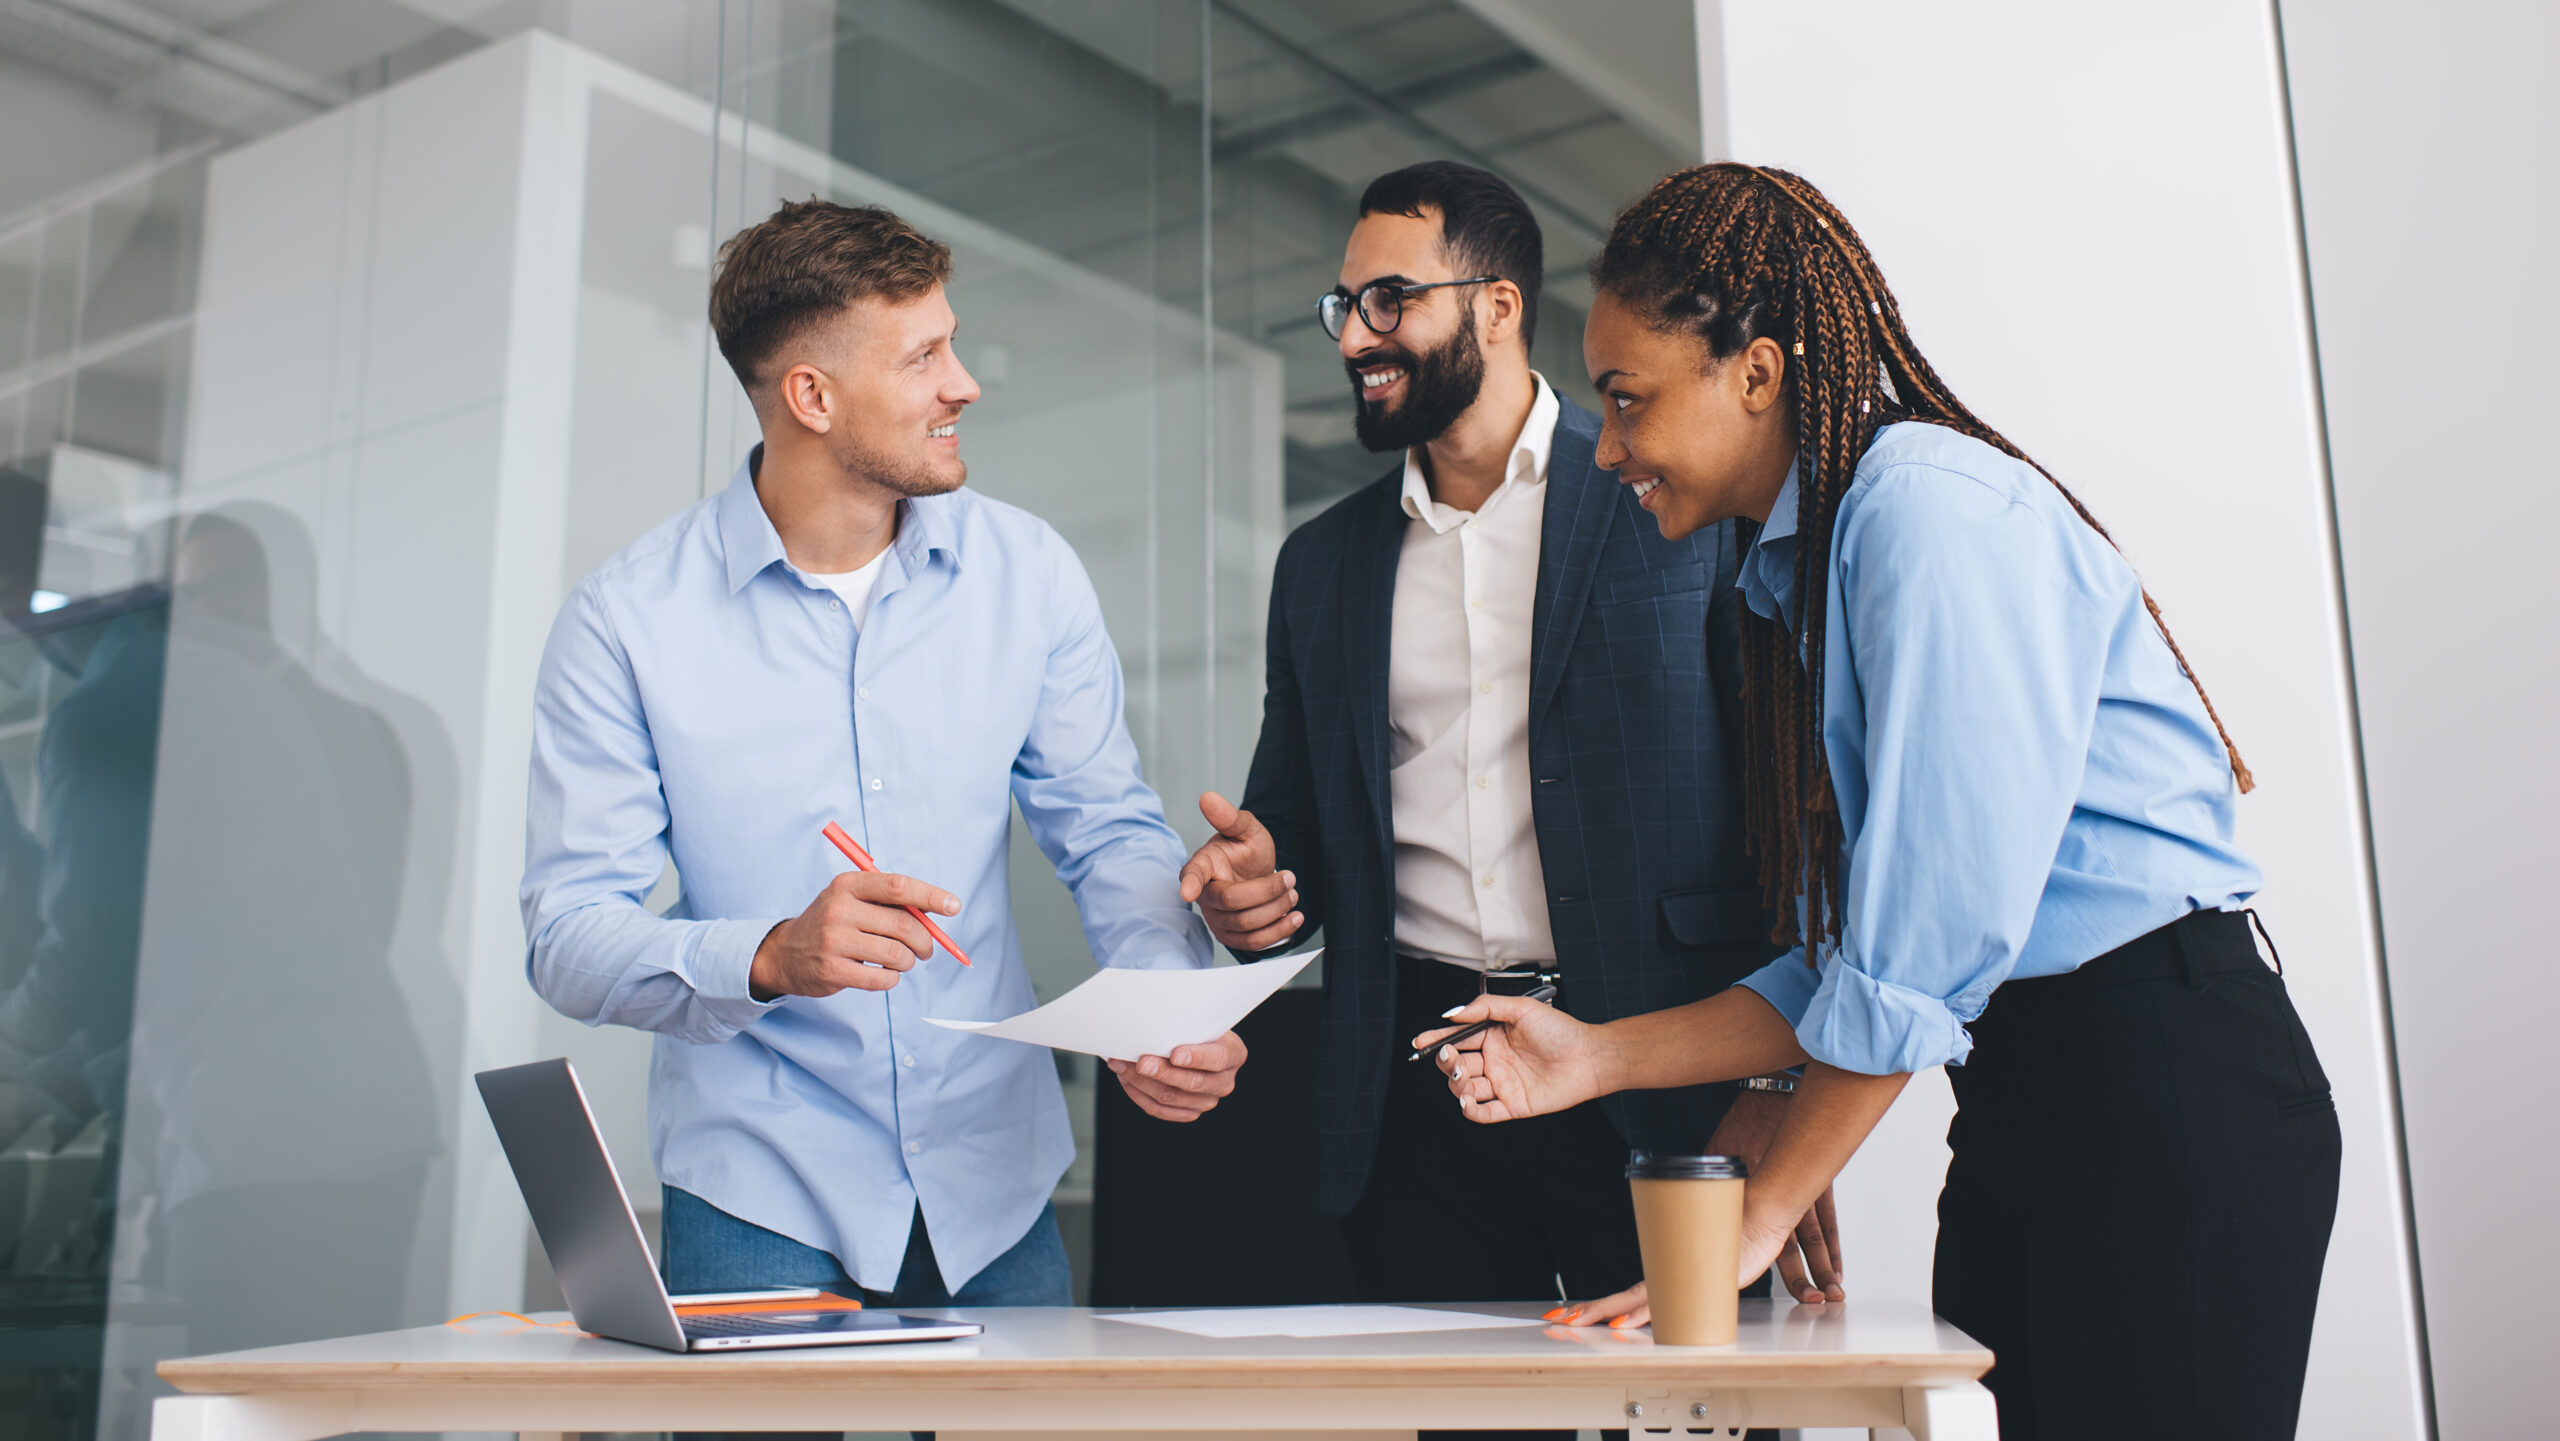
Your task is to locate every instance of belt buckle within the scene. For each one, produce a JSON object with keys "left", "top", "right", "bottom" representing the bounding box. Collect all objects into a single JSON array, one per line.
[{"left": 1480, "top": 966, "right": 1560, "bottom": 998}]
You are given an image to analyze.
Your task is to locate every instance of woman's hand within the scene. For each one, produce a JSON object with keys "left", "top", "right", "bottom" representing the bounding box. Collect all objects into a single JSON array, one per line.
[
  {"left": 1414, "top": 994, "right": 1611, "bottom": 1123},
  {"left": 1542, "top": 1207, "right": 1835, "bottom": 1334},
  {"left": 1707, "top": 1088, "right": 1845, "bottom": 1304},
  {"left": 1543, "top": 1280, "right": 1651, "bottom": 1331},
  {"left": 1738, "top": 1205, "right": 1811, "bottom": 1292}
]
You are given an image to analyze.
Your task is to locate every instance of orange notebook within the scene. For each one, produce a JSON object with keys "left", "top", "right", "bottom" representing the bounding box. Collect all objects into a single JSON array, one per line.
[{"left": 673, "top": 1292, "right": 864, "bottom": 1317}]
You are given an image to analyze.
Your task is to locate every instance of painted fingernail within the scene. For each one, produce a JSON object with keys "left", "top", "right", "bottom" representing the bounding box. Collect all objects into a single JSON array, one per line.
[
  {"left": 1541, "top": 1307, "right": 1566, "bottom": 1321},
  {"left": 1563, "top": 1307, "right": 1582, "bottom": 1322},
  {"left": 1439, "top": 1045, "right": 1455, "bottom": 1063},
  {"left": 1608, "top": 1315, "right": 1631, "bottom": 1329},
  {"left": 1442, "top": 1004, "right": 1467, "bottom": 1018}
]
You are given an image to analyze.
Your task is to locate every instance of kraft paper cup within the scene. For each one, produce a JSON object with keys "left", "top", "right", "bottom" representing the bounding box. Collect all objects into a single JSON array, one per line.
[{"left": 1626, "top": 1151, "right": 1747, "bottom": 1345}]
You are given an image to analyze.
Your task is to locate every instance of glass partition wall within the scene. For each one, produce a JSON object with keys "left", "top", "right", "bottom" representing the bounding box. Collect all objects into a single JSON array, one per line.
[{"left": 0, "top": 2, "right": 1695, "bottom": 1435}]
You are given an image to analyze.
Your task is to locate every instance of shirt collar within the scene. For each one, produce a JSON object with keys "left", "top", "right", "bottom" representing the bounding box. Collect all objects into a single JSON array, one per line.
[
  {"left": 717, "top": 444, "right": 966, "bottom": 595},
  {"left": 1738, "top": 457, "right": 1804, "bottom": 626},
  {"left": 718, "top": 446, "right": 787, "bottom": 595},
  {"left": 1398, "top": 370, "right": 1560, "bottom": 527}
]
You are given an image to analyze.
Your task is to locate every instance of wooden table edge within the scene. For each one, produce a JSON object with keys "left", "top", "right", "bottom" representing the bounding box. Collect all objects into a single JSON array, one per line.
[{"left": 158, "top": 1352, "right": 1994, "bottom": 1393}]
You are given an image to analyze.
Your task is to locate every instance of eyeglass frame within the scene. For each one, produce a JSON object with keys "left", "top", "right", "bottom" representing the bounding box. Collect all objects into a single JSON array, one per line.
[{"left": 1316, "top": 275, "right": 1502, "bottom": 340}]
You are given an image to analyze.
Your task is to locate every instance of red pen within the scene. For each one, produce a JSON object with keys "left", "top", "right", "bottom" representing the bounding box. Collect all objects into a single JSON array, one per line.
[{"left": 821, "top": 821, "right": 973, "bottom": 967}]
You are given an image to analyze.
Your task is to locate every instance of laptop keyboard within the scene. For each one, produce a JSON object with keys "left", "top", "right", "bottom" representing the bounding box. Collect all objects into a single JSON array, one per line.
[{"left": 681, "top": 1311, "right": 837, "bottom": 1338}]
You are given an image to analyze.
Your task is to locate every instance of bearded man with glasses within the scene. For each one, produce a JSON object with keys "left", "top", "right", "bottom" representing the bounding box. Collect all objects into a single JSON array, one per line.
[{"left": 1174, "top": 165, "right": 1840, "bottom": 1429}]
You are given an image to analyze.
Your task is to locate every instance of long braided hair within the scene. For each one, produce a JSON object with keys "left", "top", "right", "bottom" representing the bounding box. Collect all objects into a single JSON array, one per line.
[{"left": 1593, "top": 163, "right": 2253, "bottom": 960}]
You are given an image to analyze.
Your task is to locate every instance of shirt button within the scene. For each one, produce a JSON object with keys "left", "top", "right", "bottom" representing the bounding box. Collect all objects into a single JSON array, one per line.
[
  {"left": 1478, "top": 680, "right": 1493, "bottom": 694},
  {"left": 1467, "top": 596, "right": 1481, "bottom": 609},
  {"left": 1481, "top": 874, "right": 1496, "bottom": 889},
  {"left": 901, "top": 1054, "right": 915, "bottom": 1068},
  {"left": 870, "top": 778, "right": 883, "bottom": 791},
  {"left": 1475, "top": 776, "right": 1489, "bottom": 789},
  {"left": 830, "top": 599, "right": 841, "bottom": 610},
  {"left": 907, "top": 1140, "right": 922, "bottom": 1155},
  {"left": 857, "top": 686, "right": 870, "bottom": 700}
]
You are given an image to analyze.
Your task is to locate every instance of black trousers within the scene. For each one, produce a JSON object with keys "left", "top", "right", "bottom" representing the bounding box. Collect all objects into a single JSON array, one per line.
[
  {"left": 1341, "top": 955, "right": 1769, "bottom": 1441},
  {"left": 1934, "top": 908, "right": 2342, "bottom": 1441}
]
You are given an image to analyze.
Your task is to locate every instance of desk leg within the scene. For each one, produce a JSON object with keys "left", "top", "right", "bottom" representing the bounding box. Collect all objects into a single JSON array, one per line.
[{"left": 1897, "top": 1382, "right": 1997, "bottom": 1441}]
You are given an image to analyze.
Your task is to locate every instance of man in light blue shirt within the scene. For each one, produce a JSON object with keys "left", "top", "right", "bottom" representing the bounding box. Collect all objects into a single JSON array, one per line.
[{"left": 520, "top": 201, "right": 1242, "bottom": 1318}]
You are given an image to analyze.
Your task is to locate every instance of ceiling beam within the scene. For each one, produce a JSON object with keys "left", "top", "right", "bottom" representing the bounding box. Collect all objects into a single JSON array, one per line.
[
  {"left": 1213, "top": 48, "right": 1540, "bottom": 162},
  {"left": 1205, "top": 0, "right": 1608, "bottom": 242}
]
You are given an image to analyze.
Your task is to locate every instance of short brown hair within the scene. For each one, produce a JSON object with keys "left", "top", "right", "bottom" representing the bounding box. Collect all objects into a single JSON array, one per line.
[{"left": 708, "top": 198, "right": 952, "bottom": 393}]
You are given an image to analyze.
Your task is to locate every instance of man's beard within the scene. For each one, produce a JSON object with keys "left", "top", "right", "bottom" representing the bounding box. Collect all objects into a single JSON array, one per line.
[
  {"left": 1349, "top": 313, "right": 1486, "bottom": 453},
  {"left": 834, "top": 425, "right": 966, "bottom": 498}
]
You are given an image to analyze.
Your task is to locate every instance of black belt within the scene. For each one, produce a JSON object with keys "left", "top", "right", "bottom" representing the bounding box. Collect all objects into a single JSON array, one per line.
[{"left": 1395, "top": 952, "right": 1562, "bottom": 998}]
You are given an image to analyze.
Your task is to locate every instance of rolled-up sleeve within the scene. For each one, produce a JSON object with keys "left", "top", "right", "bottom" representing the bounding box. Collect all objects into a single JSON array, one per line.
[
  {"left": 521, "top": 579, "right": 782, "bottom": 1044},
  {"left": 1764, "top": 465, "right": 2103, "bottom": 1075}
]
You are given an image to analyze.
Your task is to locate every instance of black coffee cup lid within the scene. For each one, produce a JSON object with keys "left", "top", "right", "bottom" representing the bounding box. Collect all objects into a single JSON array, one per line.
[{"left": 1626, "top": 1150, "right": 1747, "bottom": 1180}]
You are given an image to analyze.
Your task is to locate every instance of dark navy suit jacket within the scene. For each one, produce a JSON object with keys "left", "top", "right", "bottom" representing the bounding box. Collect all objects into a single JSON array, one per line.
[{"left": 1240, "top": 395, "right": 1781, "bottom": 1216}]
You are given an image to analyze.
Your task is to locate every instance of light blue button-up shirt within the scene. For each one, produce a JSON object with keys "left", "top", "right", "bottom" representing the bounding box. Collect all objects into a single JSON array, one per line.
[
  {"left": 1735, "top": 422, "right": 2261, "bottom": 1075},
  {"left": 522, "top": 452, "right": 1210, "bottom": 1292}
]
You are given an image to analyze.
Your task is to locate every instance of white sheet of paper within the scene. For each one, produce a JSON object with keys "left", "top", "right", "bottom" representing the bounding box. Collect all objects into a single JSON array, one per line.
[
  {"left": 1098, "top": 1305, "right": 1545, "bottom": 1339},
  {"left": 923, "top": 951, "right": 1318, "bottom": 1062}
]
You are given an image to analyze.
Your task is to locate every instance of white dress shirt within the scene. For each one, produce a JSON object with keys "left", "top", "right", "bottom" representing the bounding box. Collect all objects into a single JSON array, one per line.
[{"left": 1387, "top": 374, "right": 1559, "bottom": 970}]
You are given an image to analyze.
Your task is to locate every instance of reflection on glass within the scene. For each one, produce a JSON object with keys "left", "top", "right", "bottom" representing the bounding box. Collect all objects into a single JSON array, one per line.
[
  {"left": 0, "top": 590, "right": 164, "bottom": 1441},
  {"left": 113, "top": 509, "right": 449, "bottom": 1362}
]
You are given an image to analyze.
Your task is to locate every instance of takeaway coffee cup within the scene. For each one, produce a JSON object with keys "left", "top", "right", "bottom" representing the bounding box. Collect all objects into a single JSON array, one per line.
[{"left": 1626, "top": 1151, "right": 1747, "bottom": 1345}]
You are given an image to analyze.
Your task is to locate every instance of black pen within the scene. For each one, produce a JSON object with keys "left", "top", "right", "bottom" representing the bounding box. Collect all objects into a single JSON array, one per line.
[{"left": 1407, "top": 982, "right": 1558, "bottom": 1061}]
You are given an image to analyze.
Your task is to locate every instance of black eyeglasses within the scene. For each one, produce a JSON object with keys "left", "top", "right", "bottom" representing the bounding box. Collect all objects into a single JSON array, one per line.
[{"left": 1316, "top": 276, "right": 1499, "bottom": 340}]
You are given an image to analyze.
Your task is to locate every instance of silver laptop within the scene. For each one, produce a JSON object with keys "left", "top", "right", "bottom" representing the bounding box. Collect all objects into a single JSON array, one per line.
[{"left": 475, "top": 1057, "right": 983, "bottom": 1352}]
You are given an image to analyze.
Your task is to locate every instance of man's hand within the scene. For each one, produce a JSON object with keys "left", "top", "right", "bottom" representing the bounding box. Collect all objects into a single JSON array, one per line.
[
  {"left": 1178, "top": 792, "right": 1301, "bottom": 952},
  {"left": 1108, "top": 1031, "right": 1248, "bottom": 1122},
  {"left": 1707, "top": 1086, "right": 1845, "bottom": 1304},
  {"left": 749, "top": 870, "right": 962, "bottom": 1001}
]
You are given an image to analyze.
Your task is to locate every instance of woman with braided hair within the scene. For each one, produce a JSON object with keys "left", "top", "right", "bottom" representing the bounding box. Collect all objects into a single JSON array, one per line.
[{"left": 1416, "top": 163, "right": 2340, "bottom": 1439}]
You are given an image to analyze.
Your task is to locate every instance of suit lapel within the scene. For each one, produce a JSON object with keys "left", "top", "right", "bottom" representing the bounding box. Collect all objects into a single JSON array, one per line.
[
  {"left": 1341, "top": 479, "right": 1402, "bottom": 862},
  {"left": 1530, "top": 404, "right": 1614, "bottom": 723}
]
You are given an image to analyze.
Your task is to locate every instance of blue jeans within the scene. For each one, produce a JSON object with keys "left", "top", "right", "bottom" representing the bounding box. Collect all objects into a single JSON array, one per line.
[
  {"left": 660, "top": 1185, "right": 1072, "bottom": 1306},
  {"left": 660, "top": 1187, "right": 1071, "bottom": 1441}
]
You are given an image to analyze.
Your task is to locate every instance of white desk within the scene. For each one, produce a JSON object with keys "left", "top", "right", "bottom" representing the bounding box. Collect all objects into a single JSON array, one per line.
[{"left": 152, "top": 1300, "right": 1995, "bottom": 1440}]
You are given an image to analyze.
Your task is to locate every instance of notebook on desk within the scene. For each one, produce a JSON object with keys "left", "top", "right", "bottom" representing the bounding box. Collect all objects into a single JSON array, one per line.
[{"left": 475, "top": 1057, "right": 982, "bottom": 1352}]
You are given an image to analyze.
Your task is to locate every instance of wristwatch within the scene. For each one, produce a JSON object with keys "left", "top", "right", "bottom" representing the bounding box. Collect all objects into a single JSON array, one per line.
[{"left": 1740, "top": 1075, "right": 1798, "bottom": 1094}]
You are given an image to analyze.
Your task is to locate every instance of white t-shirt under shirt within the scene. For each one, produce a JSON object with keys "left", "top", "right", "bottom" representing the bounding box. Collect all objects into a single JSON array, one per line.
[{"left": 806, "top": 548, "right": 890, "bottom": 631}]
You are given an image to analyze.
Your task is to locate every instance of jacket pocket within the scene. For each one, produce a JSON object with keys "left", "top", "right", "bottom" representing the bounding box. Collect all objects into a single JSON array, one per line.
[
  {"left": 1597, "top": 561, "right": 1709, "bottom": 606},
  {"left": 1658, "top": 885, "right": 1770, "bottom": 946}
]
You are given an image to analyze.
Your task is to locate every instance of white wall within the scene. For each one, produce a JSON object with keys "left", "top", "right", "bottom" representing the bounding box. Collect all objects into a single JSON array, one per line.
[
  {"left": 2281, "top": 2, "right": 2560, "bottom": 1435},
  {"left": 1705, "top": 3, "right": 2430, "bottom": 1437}
]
